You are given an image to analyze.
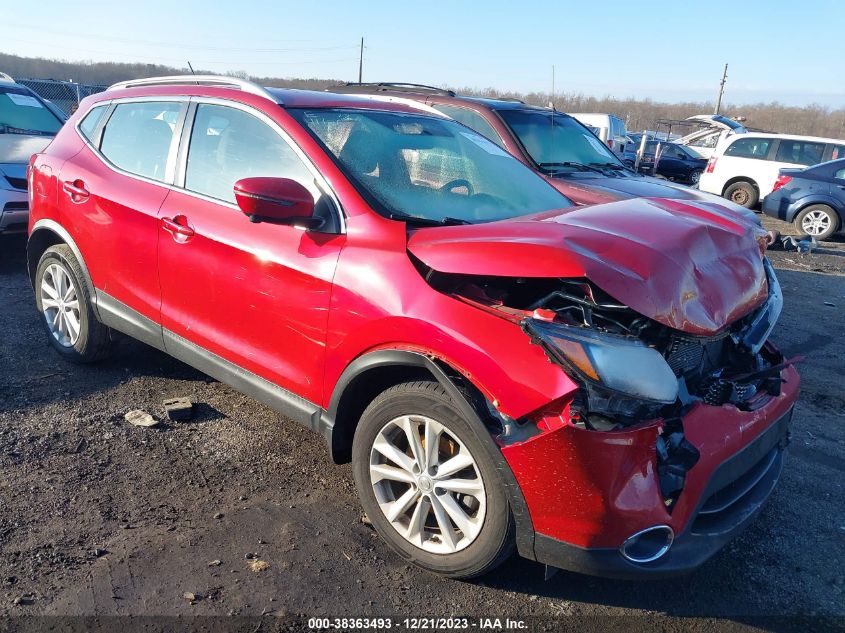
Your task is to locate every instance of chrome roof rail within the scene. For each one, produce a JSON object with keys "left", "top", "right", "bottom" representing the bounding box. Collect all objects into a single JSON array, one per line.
[{"left": 107, "top": 75, "right": 278, "bottom": 103}]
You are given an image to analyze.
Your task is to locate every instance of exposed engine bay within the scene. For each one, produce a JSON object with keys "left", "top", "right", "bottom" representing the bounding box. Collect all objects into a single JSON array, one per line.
[{"left": 423, "top": 260, "right": 791, "bottom": 508}]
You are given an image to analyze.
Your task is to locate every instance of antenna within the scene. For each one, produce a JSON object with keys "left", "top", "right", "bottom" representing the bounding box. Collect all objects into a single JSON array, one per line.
[
  {"left": 187, "top": 61, "right": 196, "bottom": 75},
  {"left": 550, "top": 65, "right": 555, "bottom": 128}
]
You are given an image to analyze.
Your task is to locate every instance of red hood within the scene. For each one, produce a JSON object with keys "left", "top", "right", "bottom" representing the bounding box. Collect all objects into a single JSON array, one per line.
[{"left": 407, "top": 197, "right": 770, "bottom": 336}]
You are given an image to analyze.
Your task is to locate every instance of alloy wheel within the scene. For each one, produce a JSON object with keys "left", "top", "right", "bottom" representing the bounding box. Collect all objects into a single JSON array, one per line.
[
  {"left": 369, "top": 414, "right": 486, "bottom": 554},
  {"left": 41, "top": 263, "right": 81, "bottom": 347},
  {"left": 801, "top": 209, "right": 832, "bottom": 236}
]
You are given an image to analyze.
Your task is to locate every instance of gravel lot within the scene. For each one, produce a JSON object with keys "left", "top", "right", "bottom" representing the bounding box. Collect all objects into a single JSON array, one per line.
[{"left": 0, "top": 216, "right": 843, "bottom": 631}]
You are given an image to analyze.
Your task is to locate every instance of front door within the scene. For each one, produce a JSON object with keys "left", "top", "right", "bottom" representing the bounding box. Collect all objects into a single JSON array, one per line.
[{"left": 157, "top": 101, "right": 344, "bottom": 405}]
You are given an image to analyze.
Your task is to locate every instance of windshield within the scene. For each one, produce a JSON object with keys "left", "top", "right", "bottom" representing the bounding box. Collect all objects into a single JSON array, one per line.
[
  {"left": 291, "top": 108, "right": 571, "bottom": 224},
  {"left": 498, "top": 109, "right": 623, "bottom": 171},
  {"left": 0, "top": 87, "right": 63, "bottom": 136}
]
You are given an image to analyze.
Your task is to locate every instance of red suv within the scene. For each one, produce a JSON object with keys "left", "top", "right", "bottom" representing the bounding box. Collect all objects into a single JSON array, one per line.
[{"left": 27, "top": 76, "right": 798, "bottom": 579}]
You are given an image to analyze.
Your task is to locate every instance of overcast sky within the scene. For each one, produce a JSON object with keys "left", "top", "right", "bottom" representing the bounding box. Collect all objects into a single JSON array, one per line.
[{"left": 2, "top": 0, "right": 844, "bottom": 108}]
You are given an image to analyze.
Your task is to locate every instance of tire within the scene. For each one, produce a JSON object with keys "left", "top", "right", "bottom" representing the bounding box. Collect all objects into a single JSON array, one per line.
[
  {"left": 352, "top": 381, "right": 514, "bottom": 579},
  {"left": 34, "top": 244, "right": 111, "bottom": 363},
  {"left": 689, "top": 169, "right": 703, "bottom": 185},
  {"left": 795, "top": 204, "right": 839, "bottom": 240},
  {"left": 723, "top": 180, "right": 758, "bottom": 208}
]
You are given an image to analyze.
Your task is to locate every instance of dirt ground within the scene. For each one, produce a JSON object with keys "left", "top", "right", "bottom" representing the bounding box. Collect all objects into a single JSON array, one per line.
[{"left": 0, "top": 215, "right": 843, "bottom": 632}]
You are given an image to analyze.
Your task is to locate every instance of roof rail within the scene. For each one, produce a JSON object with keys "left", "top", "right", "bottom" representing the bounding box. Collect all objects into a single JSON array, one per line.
[
  {"left": 329, "top": 82, "right": 456, "bottom": 97},
  {"left": 108, "top": 75, "right": 277, "bottom": 102},
  {"left": 0, "top": 72, "right": 15, "bottom": 83}
]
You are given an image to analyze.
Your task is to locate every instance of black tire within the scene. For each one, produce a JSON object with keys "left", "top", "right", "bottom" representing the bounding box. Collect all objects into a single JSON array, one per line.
[
  {"left": 689, "top": 169, "right": 703, "bottom": 185},
  {"left": 352, "top": 381, "right": 514, "bottom": 579},
  {"left": 724, "top": 180, "right": 758, "bottom": 208},
  {"left": 794, "top": 204, "right": 839, "bottom": 240},
  {"left": 34, "top": 244, "right": 111, "bottom": 363}
]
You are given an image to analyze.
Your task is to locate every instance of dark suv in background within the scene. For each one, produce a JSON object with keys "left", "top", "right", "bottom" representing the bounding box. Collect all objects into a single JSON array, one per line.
[{"left": 329, "top": 83, "right": 729, "bottom": 207}]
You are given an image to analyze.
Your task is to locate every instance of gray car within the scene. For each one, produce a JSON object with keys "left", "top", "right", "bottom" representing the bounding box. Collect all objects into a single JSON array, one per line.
[{"left": 0, "top": 73, "right": 66, "bottom": 234}]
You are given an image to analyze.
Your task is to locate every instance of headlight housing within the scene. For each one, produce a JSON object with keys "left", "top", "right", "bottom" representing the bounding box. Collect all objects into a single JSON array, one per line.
[
  {"left": 736, "top": 258, "right": 782, "bottom": 354},
  {"left": 524, "top": 319, "right": 679, "bottom": 406}
]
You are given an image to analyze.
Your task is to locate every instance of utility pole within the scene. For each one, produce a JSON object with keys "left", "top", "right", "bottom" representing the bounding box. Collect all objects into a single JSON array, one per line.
[
  {"left": 715, "top": 63, "right": 728, "bottom": 115},
  {"left": 358, "top": 37, "right": 364, "bottom": 83}
]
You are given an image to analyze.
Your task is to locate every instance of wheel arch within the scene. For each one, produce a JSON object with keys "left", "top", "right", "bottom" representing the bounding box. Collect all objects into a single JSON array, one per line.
[
  {"left": 27, "top": 220, "right": 97, "bottom": 313},
  {"left": 323, "top": 349, "right": 536, "bottom": 560},
  {"left": 721, "top": 175, "right": 759, "bottom": 197}
]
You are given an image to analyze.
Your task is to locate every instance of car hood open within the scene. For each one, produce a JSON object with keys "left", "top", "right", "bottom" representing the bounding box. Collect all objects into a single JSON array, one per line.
[{"left": 407, "top": 197, "right": 770, "bottom": 336}]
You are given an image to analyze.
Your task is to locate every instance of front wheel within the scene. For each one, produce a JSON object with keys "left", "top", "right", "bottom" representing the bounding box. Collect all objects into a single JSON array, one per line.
[
  {"left": 352, "top": 381, "right": 514, "bottom": 578},
  {"left": 795, "top": 204, "right": 839, "bottom": 240}
]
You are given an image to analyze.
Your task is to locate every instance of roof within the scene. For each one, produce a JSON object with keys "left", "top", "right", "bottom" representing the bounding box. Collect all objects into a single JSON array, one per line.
[{"left": 90, "top": 79, "right": 429, "bottom": 116}]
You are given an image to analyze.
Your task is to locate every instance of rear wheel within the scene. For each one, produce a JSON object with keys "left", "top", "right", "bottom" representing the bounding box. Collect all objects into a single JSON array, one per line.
[
  {"left": 724, "top": 180, "right": 758, "bottom": 208},
  {"left": 795, "top": 204, "right": 839, "bottom": 240},
  {"left": 689, "top": 169, "right": 703, "bottom": 185},
  {"left": 34, "top": 245, "right": 110, "bottom": 362},
  {"left": 352, "top": 381, "right": 514, "bottom": 578}
]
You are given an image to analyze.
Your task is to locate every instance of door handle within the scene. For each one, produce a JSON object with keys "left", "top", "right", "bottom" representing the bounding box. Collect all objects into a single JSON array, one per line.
[
  {"left": 161, "top": 216, "right": 195, "bottom": 239},
  {"left": 62, "top": 179, "right": 89, "bottom": 201}
]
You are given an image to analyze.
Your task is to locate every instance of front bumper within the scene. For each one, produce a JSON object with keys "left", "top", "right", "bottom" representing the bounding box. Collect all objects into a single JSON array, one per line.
[
  {"left": 501, "top": 358, "right": 799, "bottom": 579},
  {"left": 0, "top": 186, "right": 29, "bottom": 233},
  {"left": 531, "top": 408, "right": 790, "bottom": 578}
]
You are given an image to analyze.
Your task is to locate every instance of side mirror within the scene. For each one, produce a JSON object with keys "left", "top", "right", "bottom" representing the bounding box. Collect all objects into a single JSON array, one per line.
[{"left": 233, "top": 177, "right": 322, "bottom": 229}]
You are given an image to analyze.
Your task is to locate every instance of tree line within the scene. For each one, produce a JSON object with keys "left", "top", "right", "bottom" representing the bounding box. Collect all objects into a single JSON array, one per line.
[{"left": 3, "top": 52, "right": 843, "bottom": 139}]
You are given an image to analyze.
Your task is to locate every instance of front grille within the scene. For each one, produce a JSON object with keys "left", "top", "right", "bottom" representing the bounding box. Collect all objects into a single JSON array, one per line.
[
  {"left": 4, "top": 175, "right": 27, "bottom": 191},
  {"left": 665, "top": 338, "right": 706, "bottom": 376}
]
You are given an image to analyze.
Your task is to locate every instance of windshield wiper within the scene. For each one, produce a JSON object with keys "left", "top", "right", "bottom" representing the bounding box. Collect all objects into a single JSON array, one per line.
[
  {"left": 389, "top": 213, "right": 471, "bottom": 226},
  {"left": 538, "top": 161, "right": 604, "bottom": 174},
  {"left": 587, "top": 161, "right": 630, "bottom": 171}
]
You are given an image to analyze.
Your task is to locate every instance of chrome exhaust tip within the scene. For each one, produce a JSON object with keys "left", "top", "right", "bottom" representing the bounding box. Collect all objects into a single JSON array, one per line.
[{"left": 620, "top": 525, "right": 674, "bottom": 563}]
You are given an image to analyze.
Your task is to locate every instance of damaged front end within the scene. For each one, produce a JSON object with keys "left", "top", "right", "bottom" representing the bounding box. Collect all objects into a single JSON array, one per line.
[{"left": 430, "top": 258, "right": 789, "bottom": 510}]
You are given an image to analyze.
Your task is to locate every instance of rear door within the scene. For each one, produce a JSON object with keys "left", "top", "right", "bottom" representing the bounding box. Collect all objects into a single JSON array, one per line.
[
  {"left": 157, "top": 99, "right": 344, "bottom": 405},
  {"left": 714, "top": 136, "right": 776, "bottom": 193},
  {"left": 59, "top": 98, "right": 186, "bottom": 334}
]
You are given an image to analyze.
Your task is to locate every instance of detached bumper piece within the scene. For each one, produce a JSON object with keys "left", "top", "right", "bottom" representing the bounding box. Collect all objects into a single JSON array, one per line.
[{"left": 534, "top": 409, "right": 791, "bottom": 579}]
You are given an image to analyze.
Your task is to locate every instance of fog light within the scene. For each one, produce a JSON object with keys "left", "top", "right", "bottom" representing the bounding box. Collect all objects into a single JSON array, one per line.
[{"left": 620, "top": 525, "right": 674, "bottom": 563}]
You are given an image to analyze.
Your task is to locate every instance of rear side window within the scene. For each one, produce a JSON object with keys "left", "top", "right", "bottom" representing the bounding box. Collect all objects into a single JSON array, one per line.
[
  {"left": 100, "top": 102, "right": 181, "bottom": 181},
  {"left": 775, "top": 140, "right": 825, "bottom": 166},
  {"left": 431, "top": 104, "right": 504, "bottom": 147},
  {"left": 724, "top": 137, "right": 772, "bottom": 159},
  {"left": 830, "top": 145, "right": 845, "bottom": 161},
  {"left": 78, "top": 105, "right": 107, "bottom": 141},
  {"left": 184, "top": 103, "right": 315, "bottom": 204},
  {"left": 834, "top": 167, "right": 845, "bottom": 180}
]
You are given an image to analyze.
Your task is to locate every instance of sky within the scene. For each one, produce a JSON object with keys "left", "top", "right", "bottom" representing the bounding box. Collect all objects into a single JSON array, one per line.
[{"left": 1, "top": 0, "right": 844, "bottom": 108}]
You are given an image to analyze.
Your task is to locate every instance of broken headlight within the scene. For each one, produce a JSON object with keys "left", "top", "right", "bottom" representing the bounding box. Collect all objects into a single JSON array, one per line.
[
  {"left": 525, "top": 319, "right": 679, "bottom": 404},
  {"left": 736, "top": 258, "right": 783, "bottom": 354}
]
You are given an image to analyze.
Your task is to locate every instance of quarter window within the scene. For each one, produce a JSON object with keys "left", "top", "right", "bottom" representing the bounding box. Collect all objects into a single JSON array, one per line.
[
  {"left": 830, "top": 145, "right": 845, "bottom": 161},
  {"left": 430, "top": 104, "right": 504, "bottom": 147},
  {"left": 775, "top": 140, "right": 826, "bottom": 166},
  {"left": 724, "top": 137, "right": 772, "bottom": 159},
  {"left": 100, "top": 102, "right": 181, "bottom": 181},
  {"left": 184, "top": 103, "right": 315, "bottom": 204},
  {"left": 834, "top": 167, "right": 845, "bottom": 180},
  {"left": 79, "top": 104, "right": 107, "bottom": 141}
]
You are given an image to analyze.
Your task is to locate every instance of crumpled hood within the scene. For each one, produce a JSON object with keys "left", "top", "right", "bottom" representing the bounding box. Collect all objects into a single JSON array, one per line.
[
  {"left": 408, "top": 197, "right": 770, "bottom": 335},
  {"left": 0, "top": 134, "right": 53, "bottom": 166}
]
